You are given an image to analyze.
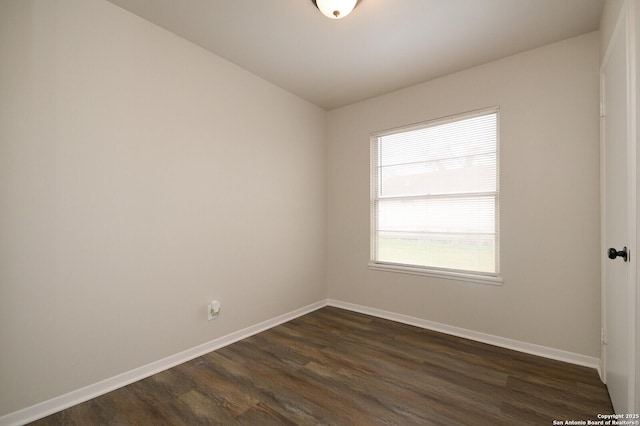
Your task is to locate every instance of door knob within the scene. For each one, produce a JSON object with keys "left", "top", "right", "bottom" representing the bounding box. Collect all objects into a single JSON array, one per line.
[{"left": 608, "top": 246, "right": 628, "bottom": 262}]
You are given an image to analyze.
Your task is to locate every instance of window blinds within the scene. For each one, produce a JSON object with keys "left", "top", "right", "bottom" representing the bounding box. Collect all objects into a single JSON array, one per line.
[{"left": 371, "top": 109, "right": 499, "bottom": 276}]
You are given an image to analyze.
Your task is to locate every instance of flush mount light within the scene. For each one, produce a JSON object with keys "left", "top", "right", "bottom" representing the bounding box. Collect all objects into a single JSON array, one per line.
[{"left": 312, "top": 0, "right": 358, "bottom": 19}]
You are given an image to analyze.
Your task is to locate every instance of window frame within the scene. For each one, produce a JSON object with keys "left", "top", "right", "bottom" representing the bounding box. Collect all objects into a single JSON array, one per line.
[{"left": 369, "top": 107, "right": 502, "bottom": 285}]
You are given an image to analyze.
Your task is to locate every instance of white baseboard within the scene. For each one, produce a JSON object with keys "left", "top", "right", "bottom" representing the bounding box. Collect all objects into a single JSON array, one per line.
[
  {"left": 327, "top": 299, "right": 601, "bottom": 371},
  {"left": 2, "top": 298, "right": 602, "bottom": 425},
  {"left": 0, "top": 300, "right": 326, "bottom": 426}
]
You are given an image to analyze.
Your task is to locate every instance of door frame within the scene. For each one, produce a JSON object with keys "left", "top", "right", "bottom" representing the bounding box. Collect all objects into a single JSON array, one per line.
[{"left": 600, "top": 0, "right": 639, "bottom": 412}]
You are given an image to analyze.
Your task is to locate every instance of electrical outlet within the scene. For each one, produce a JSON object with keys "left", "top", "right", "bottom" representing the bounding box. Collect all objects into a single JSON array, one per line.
[{"left": 208, "top": 300, "right": 221, "bottom": 320}]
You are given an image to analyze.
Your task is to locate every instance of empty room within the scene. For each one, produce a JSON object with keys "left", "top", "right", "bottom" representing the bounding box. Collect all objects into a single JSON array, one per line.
[{"left": 1, "top": 0, "right": 639, "bottom": 424}]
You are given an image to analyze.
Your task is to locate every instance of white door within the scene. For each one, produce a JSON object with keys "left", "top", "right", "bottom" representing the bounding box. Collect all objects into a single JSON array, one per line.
[{"left": 602, "top": 5, "right": 636, "bottom": 414}]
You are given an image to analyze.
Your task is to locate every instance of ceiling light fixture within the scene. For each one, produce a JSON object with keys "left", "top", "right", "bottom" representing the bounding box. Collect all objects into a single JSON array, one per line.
[{"left": 312, "top": 0, "right": 358, "bottom": 20}]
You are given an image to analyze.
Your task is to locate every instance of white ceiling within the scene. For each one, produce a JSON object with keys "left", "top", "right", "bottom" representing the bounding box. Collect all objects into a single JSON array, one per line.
[{"left": 106, "top": 0, "right": 604, "bottom": 110}]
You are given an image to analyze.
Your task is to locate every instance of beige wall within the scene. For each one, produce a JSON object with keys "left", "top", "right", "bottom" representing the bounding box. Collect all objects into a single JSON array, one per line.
[
  {"left": 0, "top": 0, "right": 327, "bottom": 416},
  {"left": 600, "top": 0, "right": 625, "bottom": 62},
  {"left": 327, "top": 32, "right": 601, "bottom": 357},
  {"left": 0, "top": 0, "right": 606, "bottom": 418}
]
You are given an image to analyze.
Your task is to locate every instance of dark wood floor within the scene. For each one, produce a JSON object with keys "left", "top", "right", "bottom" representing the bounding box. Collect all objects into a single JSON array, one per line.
[{"left": 30, "top": 306, "right": 613, "bottom": 425}]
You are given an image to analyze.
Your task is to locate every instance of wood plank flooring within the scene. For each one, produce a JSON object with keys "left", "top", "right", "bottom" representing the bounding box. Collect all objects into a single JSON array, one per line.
[{"left": 30, "top": 306, "right": 613, "bottom": 425}]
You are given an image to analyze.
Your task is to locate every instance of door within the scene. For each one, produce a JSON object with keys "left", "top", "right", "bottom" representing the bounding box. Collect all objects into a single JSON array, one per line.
[{"left": 602, "top": 4, "right": 636, "bottom": 414}]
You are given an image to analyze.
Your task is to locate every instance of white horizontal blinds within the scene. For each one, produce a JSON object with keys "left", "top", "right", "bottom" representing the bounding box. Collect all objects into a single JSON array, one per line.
[{"left": 372, "top": 110, "right": 498, "bottom": 275}]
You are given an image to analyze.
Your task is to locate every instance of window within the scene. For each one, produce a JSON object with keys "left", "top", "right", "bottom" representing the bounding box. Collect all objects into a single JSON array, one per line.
[{"left": 370, "top": 108, "right": 501, "bottom": 284}]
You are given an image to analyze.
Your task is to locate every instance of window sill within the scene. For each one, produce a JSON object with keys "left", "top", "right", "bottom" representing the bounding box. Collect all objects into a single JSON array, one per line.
[{"left": 368, "top": 262, "right": 503, "bottom": 286}]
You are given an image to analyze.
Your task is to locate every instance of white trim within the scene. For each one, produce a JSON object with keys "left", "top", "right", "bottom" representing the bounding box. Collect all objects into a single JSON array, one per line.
[
  {"left": 368, "top": 262, "right": 503, "bottom": 286},
  {"left": 0, "top": 300, "right": 326, "bottom": 426},
  {"left": 600, "top": 64, "right": 608, "bottom": 384},
  {"left": 1, "top": 298, "right": 603, "bottom": 425},
  {"left": 628, "top": 0, "right": 639, "bottom": 412},
  {"left": 327, "top": 299, "right": 601, "bottom": 371}
]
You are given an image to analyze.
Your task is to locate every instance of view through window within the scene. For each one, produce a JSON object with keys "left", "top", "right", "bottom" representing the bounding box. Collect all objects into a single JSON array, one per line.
[{"left": 370, "top": 108, "right": 499, "bottom": 280}]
